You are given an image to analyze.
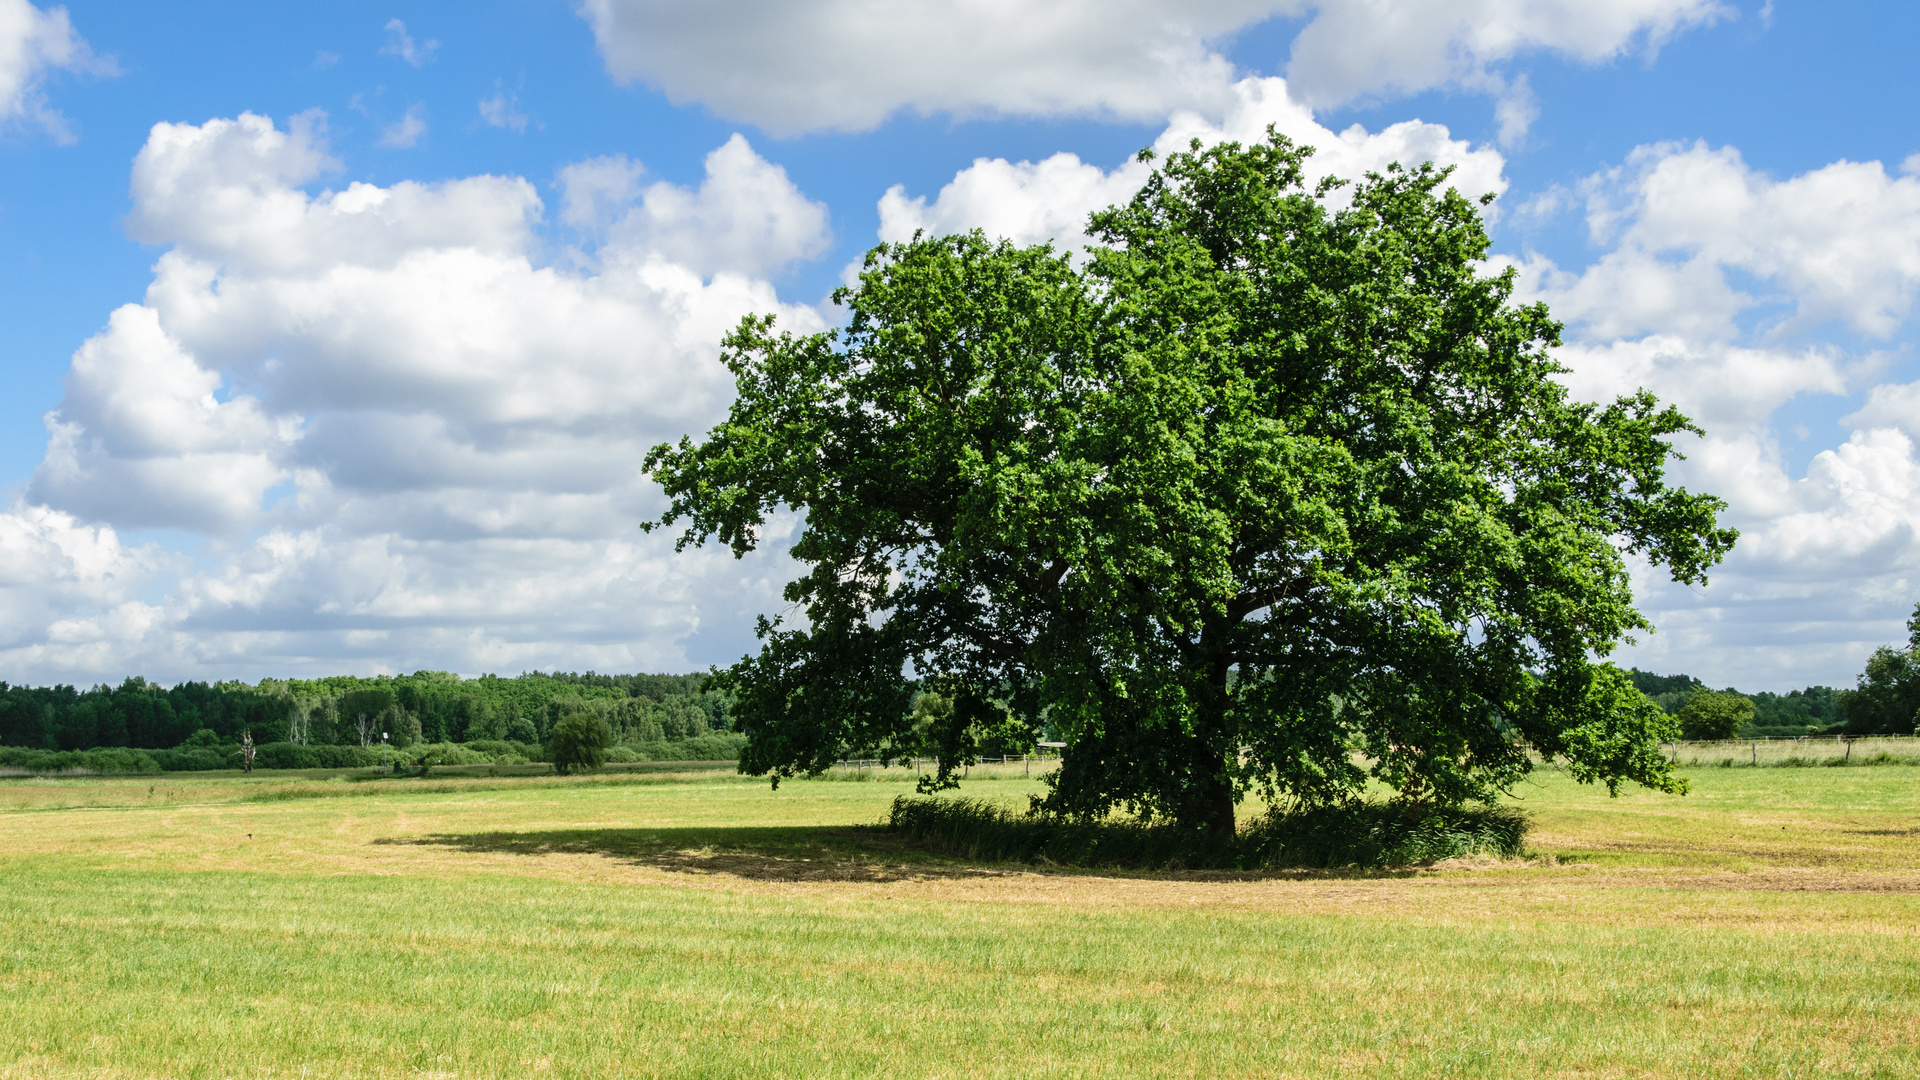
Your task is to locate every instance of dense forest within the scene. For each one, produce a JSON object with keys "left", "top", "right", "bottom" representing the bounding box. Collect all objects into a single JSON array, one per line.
[{"left": 0, "top": 670, "right": 736, "bottom": 767}]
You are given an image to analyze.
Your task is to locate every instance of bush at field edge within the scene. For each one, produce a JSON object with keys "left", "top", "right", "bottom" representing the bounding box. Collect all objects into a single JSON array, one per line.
[
  {"left": 0, "top": 733, "right": 744, "bottom": 774},
  {"left": 886, "top": 795, "right": 1530, "bottom": 870}
]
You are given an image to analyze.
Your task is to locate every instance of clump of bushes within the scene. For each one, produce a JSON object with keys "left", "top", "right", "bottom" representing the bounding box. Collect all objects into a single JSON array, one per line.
[
  {"left": 619, "top": 733, "right": 748, "bottom": 762},
  {"left": 1236, "top": 800, "right": 1529, "bottom": 868},
  {"left": 885, "top": 796, "right": 1530, "bottom": 871},
  {"left": 238, "top": 741, "right": 540, "bottom": 770},
  {"left": 244, "top": 743, "right": 383, "bottom": 770},
  {"left": 0, "top": 731, "right": 742, "bottom": 777},
  {"left": 458, "top": 740, "right": 538, "bottom": 763},
  {"left": 0, "top": 746, "right": 161, "bottom": 775},
  {"left": 149, "top": 747, "right": 231, "bottom": 772}
]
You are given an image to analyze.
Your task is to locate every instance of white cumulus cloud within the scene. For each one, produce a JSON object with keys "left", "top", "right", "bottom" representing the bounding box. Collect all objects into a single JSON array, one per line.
[
  {"left": 0, "top": 0, "right": 112, "bottom": 141},
  {"left": 580, "top": 0, "right": 1259, "bottom": 135},
  {"left": 553, "top": 141, "right": 833, "bottom": 279},
  {"left": 578, "top": 0, "right": 1725, "bottom": 136},
  {"left": 1279, "top": 0, "right": 1726, "bottom": 111},
  {"left": 0, "top": 113, "right": 824, "bottom": 683},
  {"left": 878, "top": 76, "right": 1507, "bottom": 256},
  {"left": 0, "top": 504, "right": 173, "bottom": 656},
  {"left": 557, "top": 154, "right": 647, "bottom": 231},
  {"left": 1506, "top": 140, "right": 1920, "bottom": 688},
  {"left": 599, "top": 134, "right": 832, "bottom": 279},
  {"left": 30, "top": 304, "right": 296, "bottom": 533},
  {"left": 1526, "top": 142, "right": 1920, "bottom": 342}
]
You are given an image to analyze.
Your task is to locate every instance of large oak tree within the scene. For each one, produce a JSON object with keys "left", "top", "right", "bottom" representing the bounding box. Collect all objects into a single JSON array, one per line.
[{"left": 646, "top": 134, "right": 1737, "bottom": 836}]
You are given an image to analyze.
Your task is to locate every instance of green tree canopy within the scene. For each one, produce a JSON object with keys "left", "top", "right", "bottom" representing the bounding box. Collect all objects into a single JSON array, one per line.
[
  {"left": 546, "top": 710, "right": 612, "bottom": 776},
  {"left": 1842, "top": 603, "right": 1920, "bottom": 735},
  {"left": 646, "top": 133, "right": 1737, "bottom": 836},
  {"left": 1675, "top": 691, "right": 1754, "bottom": 741}
]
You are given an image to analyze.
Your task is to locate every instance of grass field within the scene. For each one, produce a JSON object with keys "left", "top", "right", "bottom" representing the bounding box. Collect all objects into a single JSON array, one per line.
[{"left": 2, "top": 759, "right": 1917, "bottom": 1078}]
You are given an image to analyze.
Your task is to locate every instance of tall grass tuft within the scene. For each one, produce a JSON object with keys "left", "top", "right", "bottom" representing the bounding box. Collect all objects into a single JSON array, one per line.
[{"left": 886, "top": 796, "right": 1529, "bottom": 870}]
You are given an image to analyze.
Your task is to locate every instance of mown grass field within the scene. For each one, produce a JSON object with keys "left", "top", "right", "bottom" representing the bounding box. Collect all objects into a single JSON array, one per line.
[{"left": 2, "top": 759, "right": 1917, "bottom": 1078}]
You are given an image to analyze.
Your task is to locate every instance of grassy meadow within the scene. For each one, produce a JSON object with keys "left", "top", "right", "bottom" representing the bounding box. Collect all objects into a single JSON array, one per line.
[{"left": 2, "top": 758, "right": 1917, "bottom": 1078}]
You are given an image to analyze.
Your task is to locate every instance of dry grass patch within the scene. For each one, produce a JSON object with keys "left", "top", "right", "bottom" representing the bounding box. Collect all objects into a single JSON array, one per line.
[{"left": 3, "top": 763, "right": 1919, "bottom": 1077}]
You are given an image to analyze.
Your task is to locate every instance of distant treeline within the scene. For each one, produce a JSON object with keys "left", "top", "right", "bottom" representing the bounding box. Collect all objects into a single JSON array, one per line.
[
  {"left": 0, "top": 732, "right": 750, "bottom": 776},
  {"left": 0, "top": 670, "right": 733, "bottom": 753},
  {"left": 1626, "top": 670, "right": 1858, "bottom": 736},
  {"left": 1, "top": 661, "right": 1902, "bottom": 770}
]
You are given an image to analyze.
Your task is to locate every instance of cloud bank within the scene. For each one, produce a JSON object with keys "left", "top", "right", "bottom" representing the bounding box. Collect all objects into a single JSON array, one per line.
[
  {"left": 12, "top": 49, "right": 1920, "bottom": 694},
  {"left": 1508, "top": 142, "right": 1920, "bottom": 688},
  {"left": 2, "top": 113, "right": 823, "bottom": 682},
  {"left": 579, "top": 0, "right": 1725, "bottom": 137}
]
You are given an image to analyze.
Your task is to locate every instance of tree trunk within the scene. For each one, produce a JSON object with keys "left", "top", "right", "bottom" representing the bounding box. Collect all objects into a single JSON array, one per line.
[
  {"left": 1172, "top": 736, "right": 1236, "bottom": 837},
  {"left": 1201, "top": 771, "right": 1236, "bottom": 838},
  {"left": 1186, "top": 648, "right": 1237, "bottom": 838},
  {"left": 1175, "top": 691, "right": 1236, "bottom": 837}
]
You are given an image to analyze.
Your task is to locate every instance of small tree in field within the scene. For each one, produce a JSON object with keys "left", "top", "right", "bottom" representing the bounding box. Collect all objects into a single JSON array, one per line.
[
  {"left": 547, "top": 711, "right": 612, "bottom": 776},
  {"left": 646, "top": 133, "right": 1737, "bottom": 838},
  {"left": 1676, "top": 691, "right": 1753, "bottom": 741},
  {"left": 1842, "top": 602, "right": 1920, "bottom": 735}
]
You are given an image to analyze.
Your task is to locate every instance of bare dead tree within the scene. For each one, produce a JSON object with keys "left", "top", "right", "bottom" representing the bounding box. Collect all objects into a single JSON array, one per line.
[{"left": 240, "top": 728, "right": 256, "bottom": 774}]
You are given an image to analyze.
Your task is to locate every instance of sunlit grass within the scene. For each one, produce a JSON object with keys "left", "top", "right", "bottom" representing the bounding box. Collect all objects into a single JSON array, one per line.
[{"left": 2, "top": 761, "right": 1918, "bottom": 1077}]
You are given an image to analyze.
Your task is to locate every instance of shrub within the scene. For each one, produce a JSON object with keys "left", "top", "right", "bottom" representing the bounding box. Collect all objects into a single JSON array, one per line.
[
  {"left": 227, "top": 744, "right": 417, "bottom": 770},
  {"left": 150, "top": 747, "right": 232, "bottom": 771},
  {"left": 1238, "top": 802, "right": 1529, "bottom": 868},
  {"left": 885, "top": 796, "right": 1530, "bottom": 871},
  {"left": 251, "top": 742, "right": 322, "bottom": 769},
  {"left": 404, "top": 742, "right": 497, "bottom": 766},
  {"left": 459, "top": 740, "right": 536, "bottom": 763}
]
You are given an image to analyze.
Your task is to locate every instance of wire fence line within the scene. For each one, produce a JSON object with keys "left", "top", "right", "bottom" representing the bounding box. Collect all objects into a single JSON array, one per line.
[
  {"left": 1654, "top": 733, "right": 1918, "bottom": 767},
  {"left": 1518, "top": 733, "right": 1920, "bottom": 769}
]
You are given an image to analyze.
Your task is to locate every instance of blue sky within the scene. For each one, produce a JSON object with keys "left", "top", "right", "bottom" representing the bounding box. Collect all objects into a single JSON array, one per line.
[{"left": 1, "top": 0, "right": 1917, "bottom": 691}]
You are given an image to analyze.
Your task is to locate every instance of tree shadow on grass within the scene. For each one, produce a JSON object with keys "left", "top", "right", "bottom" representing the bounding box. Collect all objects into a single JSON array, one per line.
[
  {"left": 378, "top": 825, "right": 1026, "bottom": 883},
  {"left": 376, "top": 825, "right": 1430, "bottom": 883}
]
